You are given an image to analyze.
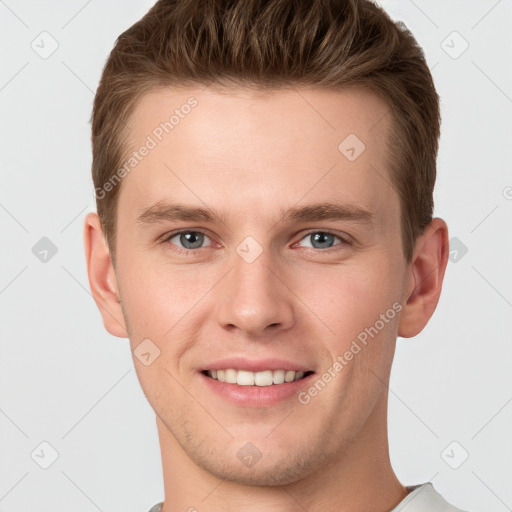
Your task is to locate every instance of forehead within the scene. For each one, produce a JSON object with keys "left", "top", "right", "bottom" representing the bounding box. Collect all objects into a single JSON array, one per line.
[{"left": 118, "top": 85, "right": 397, "bottom": 229}]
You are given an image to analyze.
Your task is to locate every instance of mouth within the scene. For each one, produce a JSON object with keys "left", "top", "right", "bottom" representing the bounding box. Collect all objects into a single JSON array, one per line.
[{"left": 201, "top": 368, "right": 315, "bottom": 386}]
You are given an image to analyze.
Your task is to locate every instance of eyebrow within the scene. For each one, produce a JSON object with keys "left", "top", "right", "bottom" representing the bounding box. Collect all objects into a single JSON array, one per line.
[{"left": 135, "top": 200, "right": 375, "bottom": 227}]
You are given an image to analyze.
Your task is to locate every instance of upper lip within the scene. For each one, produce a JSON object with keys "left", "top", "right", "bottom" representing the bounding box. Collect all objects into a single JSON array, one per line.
[{"left": 200, "top": 357, "right": 314, "bottom": 373}]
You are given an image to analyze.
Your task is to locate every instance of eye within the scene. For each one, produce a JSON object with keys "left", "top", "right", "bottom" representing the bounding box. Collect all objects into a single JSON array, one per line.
[
  {"left": 297, "top": 231, "right": 350, "bottom": 250},
  {"left": 165, "top": 230, "right": 213, "bottom": 250}
]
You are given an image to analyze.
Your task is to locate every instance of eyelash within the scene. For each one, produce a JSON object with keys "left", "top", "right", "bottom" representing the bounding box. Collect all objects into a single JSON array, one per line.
[{"left": 160, "top": 229, "right": 353, "bottom": 254}]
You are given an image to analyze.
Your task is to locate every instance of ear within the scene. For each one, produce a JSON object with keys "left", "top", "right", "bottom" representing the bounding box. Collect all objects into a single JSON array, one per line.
[
  {"left": 398, "top": 217, "right": 449, "bottom": 338},
  {"left": 83, "top": 212, "right": 128, "bottom": 338}
]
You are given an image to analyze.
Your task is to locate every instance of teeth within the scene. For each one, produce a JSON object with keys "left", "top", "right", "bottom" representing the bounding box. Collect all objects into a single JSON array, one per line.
[
  {"left": 273, "top": 369, "right": 285, "bottom": 384},
  {"left": 237, "top": 370, "right": 255, "bottom": 386},
  {"left": 285, "top": 370, "right": 295, "bottom": 382},
  {"left": 254, "top": 370, "right": 273, "bottom": 386},
  {"left": 207, "top": 368, "right": 308, "bottom": 386},
  {"left": 225, "top": 368, "right": 237, "bottom": 384}
]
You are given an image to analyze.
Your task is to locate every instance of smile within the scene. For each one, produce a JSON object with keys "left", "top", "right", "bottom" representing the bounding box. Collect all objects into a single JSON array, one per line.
[{"left": 202, "top": 369, "right": 314, "bottom": 386}]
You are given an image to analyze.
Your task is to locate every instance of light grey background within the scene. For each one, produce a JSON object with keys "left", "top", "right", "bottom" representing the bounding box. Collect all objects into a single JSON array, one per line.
[{"left": 1, "top": 1, "right": 511, "bottom": 511}]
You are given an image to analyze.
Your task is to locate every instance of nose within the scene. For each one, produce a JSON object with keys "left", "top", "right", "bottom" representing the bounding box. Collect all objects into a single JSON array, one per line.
[{"left": 214, "top": 245, "right": 295, "bottom": 338}]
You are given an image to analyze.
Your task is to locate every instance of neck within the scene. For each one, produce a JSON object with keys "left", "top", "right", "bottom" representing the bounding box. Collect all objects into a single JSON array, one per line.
[{"left": 157, "top": 391, "right": 407, "bottom": 512}]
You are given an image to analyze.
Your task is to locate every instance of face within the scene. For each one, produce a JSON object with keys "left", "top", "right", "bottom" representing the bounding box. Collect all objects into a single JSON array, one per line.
[{"left": 107, "top": 86, "right": 411, "bottom": 485}]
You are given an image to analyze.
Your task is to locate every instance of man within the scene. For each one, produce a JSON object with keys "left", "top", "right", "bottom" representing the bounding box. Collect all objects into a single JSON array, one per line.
[{"left": 84, "top": 1, "right": 466, "bottom": 510}]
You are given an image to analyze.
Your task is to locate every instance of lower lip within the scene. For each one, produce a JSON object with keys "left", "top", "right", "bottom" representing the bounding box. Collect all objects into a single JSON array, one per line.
[{"left": 199, "top": 372, "right": 315, "bottom": 407}]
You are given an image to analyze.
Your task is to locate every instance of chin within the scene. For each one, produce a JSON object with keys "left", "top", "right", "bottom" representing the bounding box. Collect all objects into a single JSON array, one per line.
[
  {"left": 201, "top": 457, "right": 314, "bottom": 487},
  {"left": 187, "top": 436, "right": 327, "bottom": 487}
]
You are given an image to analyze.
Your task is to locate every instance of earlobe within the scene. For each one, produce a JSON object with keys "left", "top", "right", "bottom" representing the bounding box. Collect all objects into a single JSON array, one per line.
[
  {"left": 83, "top": 212, "right": 128, "bottom": 338},
  {"left": 398, "top": 218, "right": 449, "bottom": 338}
]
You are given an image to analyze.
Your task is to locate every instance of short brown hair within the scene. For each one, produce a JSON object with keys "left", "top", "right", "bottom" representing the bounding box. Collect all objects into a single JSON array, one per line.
[{"left": 91, "top": 0, "right": 440, "bottom": 265}]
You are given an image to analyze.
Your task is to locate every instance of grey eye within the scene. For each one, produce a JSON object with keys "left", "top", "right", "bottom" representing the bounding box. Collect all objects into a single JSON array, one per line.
[
  {"left": 168, "top": 231, "right": 210, "bottom": 249},
  {"left": 182, "top": 232, "right": 204, "bottom": 249},
  {"left": 300, "top": 232, "right": 340, "bottom": 249}
]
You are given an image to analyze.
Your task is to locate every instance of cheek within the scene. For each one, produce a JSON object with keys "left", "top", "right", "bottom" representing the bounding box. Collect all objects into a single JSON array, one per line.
[
  {"left": 117, "top": 255, "right": 220, "bottom": 355},
  {"left": 116, "top": 259, "right": 179, "bottom": 333},
  {"left": 296, "top": 263, "right": 403, "bottom": 384},
  {"left": 299, "top": 259, "right": 400, "bottom": 335},
  {"left": 118, "top": 263, "right": 203, "bottom": 389}
]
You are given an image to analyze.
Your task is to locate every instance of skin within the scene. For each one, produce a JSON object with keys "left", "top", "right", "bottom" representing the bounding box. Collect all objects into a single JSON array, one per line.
[{"left": 84, "top": 86, "right": 449, "bottom": 512}]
